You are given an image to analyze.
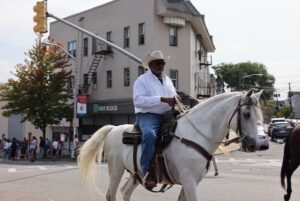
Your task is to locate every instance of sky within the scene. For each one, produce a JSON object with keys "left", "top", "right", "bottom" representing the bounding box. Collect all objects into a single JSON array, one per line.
[{"left": 0, "top": 0, "right": 299, "bottom": 100}]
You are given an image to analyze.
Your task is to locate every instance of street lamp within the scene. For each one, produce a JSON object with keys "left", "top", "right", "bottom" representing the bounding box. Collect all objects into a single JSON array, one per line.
[
  {"left": 241, "top": 73, "right": 263, "bottom": 90},
  {"left": 42, "top": 41, "right": 78, "bottom": 159}
]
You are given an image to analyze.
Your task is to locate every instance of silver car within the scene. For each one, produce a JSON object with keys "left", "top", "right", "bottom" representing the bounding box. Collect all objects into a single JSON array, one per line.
[{"left": 257, "top": 124, "right": 269, "bottom": 150}]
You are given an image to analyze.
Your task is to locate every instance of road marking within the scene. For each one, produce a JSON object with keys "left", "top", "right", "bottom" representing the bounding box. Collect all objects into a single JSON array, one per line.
[
  {"left": 216, "top": 158, "right": 282, "bottom": 168},
  {"left": 4, "top": 164, "right": 79, "bottom": 173},
  {"left": 38, "top": 166, "right": 47, "bottom": 170},
  {"left": 8, "top": 168, "right": 16, "bottom": 173},
  {"left": 232, "top": 169, "right": 250, "bottom": 172},
  {"left": 229, "top": 158, "right": 239, "bottom": 165}
]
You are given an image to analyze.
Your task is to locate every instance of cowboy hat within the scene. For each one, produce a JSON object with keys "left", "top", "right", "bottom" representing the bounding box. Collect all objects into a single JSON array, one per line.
[{"left": 141, "top": 50, "right": 169, "bottom": 68}]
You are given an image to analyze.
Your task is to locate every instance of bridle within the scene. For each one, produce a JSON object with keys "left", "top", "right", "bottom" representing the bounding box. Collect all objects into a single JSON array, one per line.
[{"left": 227, "top": 96, "right": 259, "bottom": 141}]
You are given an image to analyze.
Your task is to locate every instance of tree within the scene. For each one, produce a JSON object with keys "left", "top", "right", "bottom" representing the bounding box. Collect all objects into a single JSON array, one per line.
[
  {"left": 0, "top": 36, "right": 73, "bottom": 138},
  {"left": 260, "top": 100, "right": 276, "bottom": 122},
  {"left": 213, "top": 62, "right": 275, "bottom": 100},
  {"left": 275, "top": 106, "right": 294, "bottom": 119}
]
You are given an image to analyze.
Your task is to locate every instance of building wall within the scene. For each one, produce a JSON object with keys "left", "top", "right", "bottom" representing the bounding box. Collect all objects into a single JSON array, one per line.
[
  {"left": 48, "top": 0, "right": 215, "bottom": 137},
  {"left": 0, "top": 99, "right": 55, "bottom": 141},
  {"left": 51, "top": 0, "right": 156, "bottom": 101},
  {"left": 50, "top": 0, "right": 214, "bottom": 100},
  {"left": 291, "top": 93, "right": 300, "bottom": 119},
  {"left": 152, "top": 10, "right": 191, "bottom": 93}
]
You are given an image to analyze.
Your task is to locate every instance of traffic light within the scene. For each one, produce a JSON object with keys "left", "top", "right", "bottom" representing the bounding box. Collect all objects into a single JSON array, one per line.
[{"left": 33, "top": 1, "right": 47, "bottom": 33}]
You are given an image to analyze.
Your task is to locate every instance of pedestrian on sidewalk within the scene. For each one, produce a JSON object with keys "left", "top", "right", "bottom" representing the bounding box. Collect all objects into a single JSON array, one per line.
[
  {"left": 38, "top": 136, "right": 45, "bottom": 159},
  {"left": 29, "top": 136, "right": 37, "bottom": 162},
  {"left": 19, "top": 138, "right": 27, "bottom": 159},
  {"left": 10, "top": 138, "right": 18, "bottom": 160},
  {"left": 44, "top": 138, "right": 50, "bottom": 158},
  {"left": 52, "top": 138, "right": 58, "bottom": 161},
  {"left": 72, "top": 135, "right": 79, "bottom": 160},
  {"left": 57, "top": 140, "right": 63, "bottom": 159},
  {"left": 3, "top": 138, "right": 11, "bottom": 161}
]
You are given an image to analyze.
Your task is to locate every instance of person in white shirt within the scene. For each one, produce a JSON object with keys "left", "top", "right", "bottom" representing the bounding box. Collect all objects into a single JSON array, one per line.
[
  {"left": 72, "top": 135, "right": 79, "bottom": 159},
  {"left": 29, "top": 136, "right": 37, "bottom": 162},
  {"left": 52, "top": 139, "right": 59, "bottom": 161},
  {"left": 133, "top": 50, "right": 177, "bottom": 189},
  {"left": 3, "top": 138, "right": 12, "bottom": 161}
]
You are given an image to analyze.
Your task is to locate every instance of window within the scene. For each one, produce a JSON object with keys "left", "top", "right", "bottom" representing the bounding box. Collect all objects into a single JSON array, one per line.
[
  {"left": 169, "top": 27, "right": 178, "bottom": 46},
  {"left": 92, "top": 37, "right": 98, "bottom": 54},
  {"left": 83, "top": 38, "right": 88, "bottom": 56},
  {"left": 138, "top": 23, "right": 145, "bottom": 45},
  {"left": 124, "top": 27, "right": 130, "bottom": 48},
  {"left": 68, "top": 76, "right": 74, "bottom": 93},
  {"left": 124, "top": 68, "right": 130, "bottom": 87},
  {"left": 67, "top": 40, "right": 76, "bottom": 57},
  {"left": 92, "top": 72, "right": 97, "bottom": 90},
  {"left": 170, "top": 70, "right": 178, "bottom": 89},
  {"left": 106, "top": 31, "right": 112, "bottom": 51},
  {"left": 138, "top": 66, "right": 146, "bottom": 76},
  {"left": 106, "top": 70, "right": 112, "bottom": 88}
]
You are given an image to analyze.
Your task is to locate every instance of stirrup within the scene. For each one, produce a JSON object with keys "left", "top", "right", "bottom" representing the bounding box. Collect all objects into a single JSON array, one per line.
[{"left": 143, "top": 172, "right": 157, "bottom": 189}]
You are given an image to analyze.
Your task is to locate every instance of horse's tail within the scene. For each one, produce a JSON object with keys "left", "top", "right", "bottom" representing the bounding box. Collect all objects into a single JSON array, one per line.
[
  {"left": 78, "top": 125, "right": 115, "bottom": 187},
  {"left": 281, "top": 135, "right": 290, "bottom": 189}
]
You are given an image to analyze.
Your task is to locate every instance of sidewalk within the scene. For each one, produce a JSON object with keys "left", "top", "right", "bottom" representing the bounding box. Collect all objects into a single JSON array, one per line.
[{"left": 0, "top": 151, "right": 78, "bottom": 164}]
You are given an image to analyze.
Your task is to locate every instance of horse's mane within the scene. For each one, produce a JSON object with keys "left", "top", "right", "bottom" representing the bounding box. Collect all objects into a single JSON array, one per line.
[
  {"left": 188, "top": 91, "right": 263, "bottom": 122},
  {"left": 191, "top": 92, "right": 241, "bottom": 112}
]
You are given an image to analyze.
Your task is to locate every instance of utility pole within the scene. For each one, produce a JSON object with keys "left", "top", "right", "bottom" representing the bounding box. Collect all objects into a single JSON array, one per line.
[
  {"left": 274, "top": 89, "right": 280, "bottom": 108},
  {"left": 288, "top": 82, "right": 293, "bottom": 118}
]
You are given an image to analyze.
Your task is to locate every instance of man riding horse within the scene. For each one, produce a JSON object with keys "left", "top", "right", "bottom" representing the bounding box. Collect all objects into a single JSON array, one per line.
[{"left": 133, "top": 50, "right": 178, "bottom": 189}]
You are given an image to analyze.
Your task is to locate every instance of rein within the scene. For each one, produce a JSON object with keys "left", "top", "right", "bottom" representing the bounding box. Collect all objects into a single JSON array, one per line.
[{"left": 175, "top": 96, "right": 223, "bottom": 144}]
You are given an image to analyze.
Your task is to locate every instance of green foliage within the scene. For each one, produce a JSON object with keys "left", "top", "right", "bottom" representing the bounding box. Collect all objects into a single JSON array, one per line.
[
  {"left": 260, "top": 100, "right": 276, "bottom": 122},
  {"left": 0, "top": 36, "right": 73, "bottom": 138},
  {"left": 213, "top": 62, "right": 275, "bottom": 100},
  {"left": 275, "top": 106, "right": 294, "bottom": 118}
]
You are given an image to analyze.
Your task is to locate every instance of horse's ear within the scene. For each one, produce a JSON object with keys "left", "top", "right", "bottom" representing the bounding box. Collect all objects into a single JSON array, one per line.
[
  {"left": 246, "top": 89, "right": 255, "bottom": 97},
  {"left": 254, "top": 90, "right": 264, "bottom": 100}
]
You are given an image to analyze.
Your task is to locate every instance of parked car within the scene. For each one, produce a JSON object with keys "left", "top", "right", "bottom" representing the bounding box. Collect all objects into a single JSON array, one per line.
[
  {"left": 270, "top": 122, "right": 292, "bottom": 141},
  {"left": 257, "top": 124, "right": 269, "bottom": 150},
  {"left": 267, "top": 117, "right": 286, "bottom": 136}
]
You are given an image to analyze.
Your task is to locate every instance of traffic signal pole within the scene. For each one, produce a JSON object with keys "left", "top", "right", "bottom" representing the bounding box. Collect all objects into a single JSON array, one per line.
[{"left": 46, "top": 12, "right": 142, "bottom": 64}]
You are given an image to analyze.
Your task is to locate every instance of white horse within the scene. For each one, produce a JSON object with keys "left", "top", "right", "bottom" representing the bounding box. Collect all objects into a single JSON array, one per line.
[{"left": 78, "top": 89, "right": 263, "bottom": 201}]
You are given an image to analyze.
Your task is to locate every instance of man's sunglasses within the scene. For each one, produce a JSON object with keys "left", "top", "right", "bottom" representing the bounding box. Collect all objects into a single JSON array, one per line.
[{"left": 153, "top": 61, "right": 166, "bottom": 66}]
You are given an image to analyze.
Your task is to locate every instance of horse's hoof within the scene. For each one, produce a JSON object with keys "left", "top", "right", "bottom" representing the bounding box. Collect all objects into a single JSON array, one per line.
[{"left": 284, "top": 194, "right": 290, "bottom": 201}]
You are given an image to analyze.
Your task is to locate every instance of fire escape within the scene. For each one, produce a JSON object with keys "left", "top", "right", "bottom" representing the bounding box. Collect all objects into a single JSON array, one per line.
[
  {"left": 196, "top": 49, "right": 213, "bottom": 98},
  {"left": 79, "top": 40, "right": 113, "bottom": 94}
]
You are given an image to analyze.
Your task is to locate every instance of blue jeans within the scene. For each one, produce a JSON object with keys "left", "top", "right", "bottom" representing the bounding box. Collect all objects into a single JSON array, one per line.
[{"left": 136, "top": 113, "right": 162, "bottom": 175}]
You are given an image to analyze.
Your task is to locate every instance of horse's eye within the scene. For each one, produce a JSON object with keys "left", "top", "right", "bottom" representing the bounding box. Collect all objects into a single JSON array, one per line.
[{"left": 243, "top": 112, "right": 251, "bottom": 119}]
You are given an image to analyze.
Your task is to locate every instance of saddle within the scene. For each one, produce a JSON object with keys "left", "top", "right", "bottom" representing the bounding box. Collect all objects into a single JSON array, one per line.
[
  {"left": 123, "top": 110, "right": 178, "bottom": 147},
  {"left": 122, "top": 110, "right": 179, "bottom": 191}
]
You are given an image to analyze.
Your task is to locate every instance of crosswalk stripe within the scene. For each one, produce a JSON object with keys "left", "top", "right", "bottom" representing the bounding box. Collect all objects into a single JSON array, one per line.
[
  {"left": 8, "top": 168, "right": 16, "bottom": 173},
  {"left": 38, "top": 166, "right": 47, "bottom": 170},
  {"left": 229, "top": 158, "right": 239, "bottom": 165}
]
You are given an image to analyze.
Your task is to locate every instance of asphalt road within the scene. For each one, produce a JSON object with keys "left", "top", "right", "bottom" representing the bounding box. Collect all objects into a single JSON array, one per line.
[{"left": 0, "top": 141, "right": 299, "bottom": 201}]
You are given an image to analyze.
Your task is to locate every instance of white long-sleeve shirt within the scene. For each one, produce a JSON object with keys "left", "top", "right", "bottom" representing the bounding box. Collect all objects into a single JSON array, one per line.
[{"left": 133, "top": 70, "right": 177, "bottom": 114}]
